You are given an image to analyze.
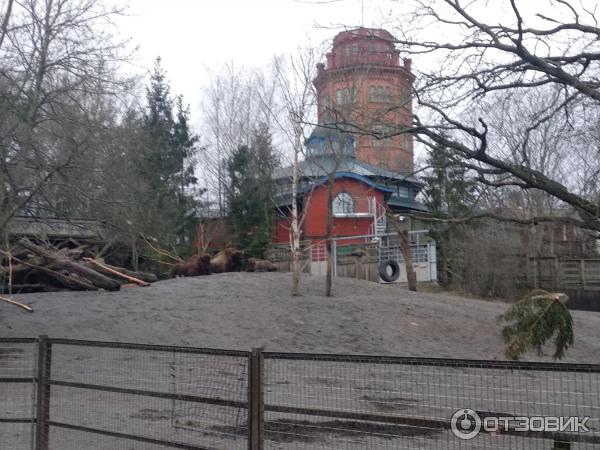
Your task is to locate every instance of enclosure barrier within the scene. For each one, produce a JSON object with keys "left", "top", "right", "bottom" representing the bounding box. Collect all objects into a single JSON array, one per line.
[{"left": 1, "top": 337, "right": 600, "bottom": 449}]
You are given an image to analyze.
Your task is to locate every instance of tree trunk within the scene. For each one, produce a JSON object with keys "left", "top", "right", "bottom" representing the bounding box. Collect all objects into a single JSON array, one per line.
[
  {"left": 399, "top": 230, "right": 418, "bottom": 292},
  {"left": 82, "top": 258, "right": 152, "bottom": 286},
  {"left": 386, "top": 211, "right": 418, "bottom": 292},
  {"left": 11, "top": 256, "right": 98, "bottom": 291},
  {"left": 132, "top": 236, "right": 139, "bottom": 272},
  {"left": 18, "top": 239, "right": 121, "bottom": 291},
  {"left": 94, "top": 260, "right": 158, "bottom": 283},
  {"left": 290, "top": 126, "right": 302, "bottom": 296},
  {"left": 326, "top": 174, "right": 334, "bottom": 297}
]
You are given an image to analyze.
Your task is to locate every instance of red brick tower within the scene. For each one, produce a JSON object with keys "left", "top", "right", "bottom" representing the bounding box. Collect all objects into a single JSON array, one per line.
[{"left": 313, "top": 28, "right": 414, "bottom": 174}]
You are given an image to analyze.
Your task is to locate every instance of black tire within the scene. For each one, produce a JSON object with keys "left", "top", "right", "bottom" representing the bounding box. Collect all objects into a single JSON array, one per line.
[{"left": 379, "top": 259, "right": 400, "bottom": 282}]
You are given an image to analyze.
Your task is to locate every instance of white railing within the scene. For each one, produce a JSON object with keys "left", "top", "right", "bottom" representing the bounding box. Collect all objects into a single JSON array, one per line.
[{"left": 367, "top": 197, "right": 387, "bottom": 237}]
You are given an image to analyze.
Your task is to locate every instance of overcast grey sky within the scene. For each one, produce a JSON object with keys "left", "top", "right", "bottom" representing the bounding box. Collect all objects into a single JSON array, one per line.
[{"left": 116, "top": 0, "right": 391, "bottom": 116}]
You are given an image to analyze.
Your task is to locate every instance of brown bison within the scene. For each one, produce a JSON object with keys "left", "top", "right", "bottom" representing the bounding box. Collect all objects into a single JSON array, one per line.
[
  {"left": 170, "top": 253, "right": 211, "bottom": 278},
  {"left": 210, "top": 247, "right": 242, "bottom": 273},
  {"left": 246, "top": 258, "right": 277, "bottom": 272}
]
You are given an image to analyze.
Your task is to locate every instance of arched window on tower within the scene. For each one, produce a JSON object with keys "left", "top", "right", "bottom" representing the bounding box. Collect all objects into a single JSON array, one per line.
[
  {"left": 332, "top": 192, "right": 355, "bottom": 215},
  {"left": 372, "top": 124, "right": 394, "bottom": 148},
  {"left": 368, "top": 85, "right": 393, "bottom": 103},
  {"left": 335, "top": 87, "right": 357, "bottom": 105},
  {"left": 384, "top": 86, "right": 392, "bottom": 102},
  {"left": 368, "top": 85, "right": 377, "bottom": 102}
]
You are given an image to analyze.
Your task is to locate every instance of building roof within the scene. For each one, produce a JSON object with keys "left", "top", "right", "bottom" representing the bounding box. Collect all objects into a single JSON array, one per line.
[
  {"left": 273, "top": 155, "right": 422, "bottom": 185},
  {"left": 305, "top": 125, "right": 355, "bottom": 159}
]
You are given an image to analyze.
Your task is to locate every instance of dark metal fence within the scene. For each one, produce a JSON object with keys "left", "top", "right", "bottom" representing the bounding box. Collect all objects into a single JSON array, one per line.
[
  {"left": 1, "top": 337, "right": 600, "bottom": 450},
  {"left": 262, "top": 353, "right": 600, "bottom": 449},
  {"left": 0, "top": 337, "right": 37, "bottom": 450}
]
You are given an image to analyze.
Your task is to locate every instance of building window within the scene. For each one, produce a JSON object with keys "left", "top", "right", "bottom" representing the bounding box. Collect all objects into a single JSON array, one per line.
[
  {"left": 397, "top": 87, "right": 411, "bottom": 108},
  {"left": 372, "top": 123, "right": 393, "bottom": 147},
  {"left": 397, "top": 186, "right": 409, "bottom": 198},
  {"left": 344, "top": 43, "right": 360, "bottom": 57},
  {"left": 368, "top": 85, "right": 393, "bottom": 103},
  {"left": 400, "top": 133, "right": 411, "bottom": 149},
  {"left": 368, "top": 85, "right": 376, "bottom": 101},
  {"left": 333, "top": 192, "right": 355, "bottom": 215},
  {"left": 335, "top": 87, "right": 357, "bottom": 105}
]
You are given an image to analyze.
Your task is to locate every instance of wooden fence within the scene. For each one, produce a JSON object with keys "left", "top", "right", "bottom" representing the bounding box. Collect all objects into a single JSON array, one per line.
[
  {"left": 530, "top": 257, "right": 600, "bottom": 291},
  {"left": 336, "top": 255, "right": 380, "bottom": 282},
  {"left": 264, "top": 242, "right": 311, "bottom": 273}
]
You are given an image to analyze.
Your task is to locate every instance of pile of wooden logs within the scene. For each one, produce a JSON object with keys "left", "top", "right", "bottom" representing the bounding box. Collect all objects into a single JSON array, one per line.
[{"left": 1, "top": 239, "right": 158, "bottom": 293}]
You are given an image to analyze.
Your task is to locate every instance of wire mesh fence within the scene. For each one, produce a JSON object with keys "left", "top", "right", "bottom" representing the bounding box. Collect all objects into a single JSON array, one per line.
[
  {"left": 0, "top": 338, "right": 37, "bottom": 450},
  {"left": 1, "top": 338, "right": 600, "bottom": 450},
  {"left": 45, "top": 339, "right": 250, "bottom": 450},
  {"left": 262, "top": 353, "right": 600, "bottom": 450}
]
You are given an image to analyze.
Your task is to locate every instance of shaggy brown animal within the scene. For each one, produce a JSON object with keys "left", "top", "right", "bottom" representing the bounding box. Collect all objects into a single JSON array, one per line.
[
  {"left": 209, "top": 247, "right": 242, "bottom": 273},
  {"left": 246, "top": 258, "right": 278, "bottom": 272},
  {"left": 170, "top": 253, "right": 211, "bottom": 278}
]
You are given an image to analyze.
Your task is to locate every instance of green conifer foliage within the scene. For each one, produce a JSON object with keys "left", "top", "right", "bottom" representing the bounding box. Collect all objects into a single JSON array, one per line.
[
  {"left": 422, "top": 140, "right": 476, "bottom": 285},
  {"left": 139, "top": 57, "right": 201, "bottom": 245},
  {"left": 499, "top": 290, "right": 574, "bottom": 360},
  {"left": 226, "top": 124, "right": 277, "bottom": 258}
]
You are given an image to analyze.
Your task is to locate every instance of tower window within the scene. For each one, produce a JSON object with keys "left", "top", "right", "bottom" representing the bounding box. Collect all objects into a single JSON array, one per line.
[
  {"left": 335, "top": 87, "right": 357, "bottom": 105},
  {"left": 333, "top": 192, "right": 355, "bottom": 215},
  {"left": 368, "top": 85, "right": 393, "bottom": 103},
  {"left": 372, "top": 124, "right": 394, "bottom": 147}
]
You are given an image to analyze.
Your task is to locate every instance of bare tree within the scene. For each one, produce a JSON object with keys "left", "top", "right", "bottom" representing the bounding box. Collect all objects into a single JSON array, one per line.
[
  {"left": 0, "top": 0, "right": 130, "bottom": 231},
  {"left": 200, "top": 63, "right": 277, "bottom": 216},
  {"left": 382, "top": 0, "right": 600, "bottom": 231},
  {"left": 270, "top": 51, "right": 318, "bottom": 295}
]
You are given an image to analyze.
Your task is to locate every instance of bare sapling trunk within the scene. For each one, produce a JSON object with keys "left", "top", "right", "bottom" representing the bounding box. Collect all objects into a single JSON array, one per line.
[
  {"left": 290, "top": 126, "right": 302, "bottom": 296},
  {"left": 131, "top": 236, "right": 139, "bottom": 272},
  {"left": 325, "top": 174, "right": 334, "bottom": 296}
]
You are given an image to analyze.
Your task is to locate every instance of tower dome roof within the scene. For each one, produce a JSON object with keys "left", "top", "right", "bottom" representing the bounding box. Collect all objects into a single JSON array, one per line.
[{"left": 326, "top": 27, "right": 399, "bottom": 69}]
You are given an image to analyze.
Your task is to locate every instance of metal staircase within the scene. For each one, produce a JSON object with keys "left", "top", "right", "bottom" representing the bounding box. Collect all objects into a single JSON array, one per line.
[{"left": 369, "top": 197, "right": 387, "bottom": 237}]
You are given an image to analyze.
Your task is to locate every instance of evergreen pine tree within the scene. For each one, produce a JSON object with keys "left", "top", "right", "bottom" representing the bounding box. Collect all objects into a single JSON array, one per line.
[
  {"left": 226, "top": 124, "right": 277, "bottom": 258},
  {"left": 138, "top": 57, "right": 201, "bottom": 246},
  {"left": 423, "top": 140, "right": 474, "bottom": 217},
  {"left": 422, "top": 140, "right": 476, "bottom": 285},
  {"left": 172, "top": 95, "right": 201, "bottom": 242}
]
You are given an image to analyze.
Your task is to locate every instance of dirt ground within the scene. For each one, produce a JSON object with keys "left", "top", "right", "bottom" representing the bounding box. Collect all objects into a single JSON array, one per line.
[
  {"left": 1, "top": 271, "right": 599, "bottom": 362},
  {"left": 2, "top": 273, "right": 600, "bottom": 450}
]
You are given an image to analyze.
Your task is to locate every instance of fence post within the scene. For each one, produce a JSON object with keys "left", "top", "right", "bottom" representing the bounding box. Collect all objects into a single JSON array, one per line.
[
  {"left": 35, "top": 335, "right": 51, "bottom": 450},
  {"left": 248, "top": 347, "right": 264, "bottom": 450}
]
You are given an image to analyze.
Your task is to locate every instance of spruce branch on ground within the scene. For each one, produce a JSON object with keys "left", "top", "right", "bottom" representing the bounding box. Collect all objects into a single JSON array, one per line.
[{"left": 499, "top": 290, "right": 574, "bottom": 360}]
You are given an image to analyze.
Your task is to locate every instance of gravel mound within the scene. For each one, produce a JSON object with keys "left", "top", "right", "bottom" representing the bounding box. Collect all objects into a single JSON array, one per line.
[{"left": 2, "top": 272, "right": 599, "bottom": 362}]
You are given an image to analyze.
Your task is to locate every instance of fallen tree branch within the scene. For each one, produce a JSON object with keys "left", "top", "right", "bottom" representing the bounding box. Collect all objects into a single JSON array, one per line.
[
  {"left": 18, "top": 239, "right": 120, "bottom": 291},
  {"left": 96, "top": 261, "right": 158, "bottom": 283},
  {"left": 141, "top": 236, "right": 183, "bottom": 263},
  {"left": 83, "top": 258, "right": 151, "bottom": 287},
  {"left": 0, "top": 249, "right": 98, "bottom": 291},
  {"left": 0, "top": 295, "right": 33, "bottom": 312}
]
